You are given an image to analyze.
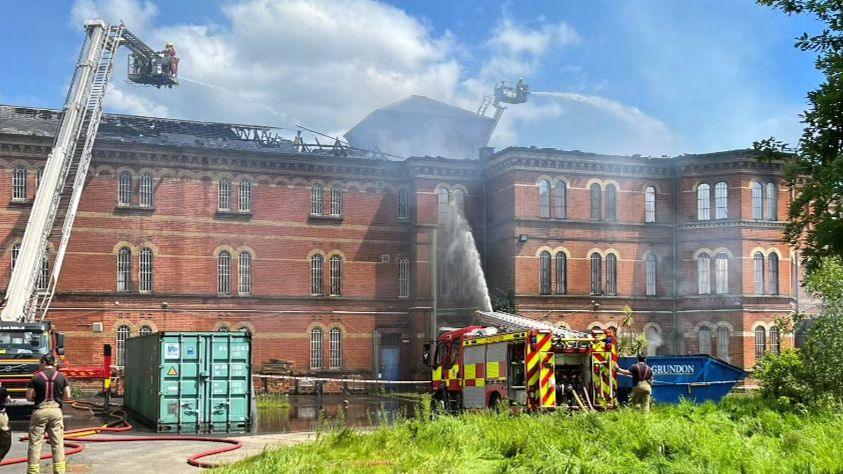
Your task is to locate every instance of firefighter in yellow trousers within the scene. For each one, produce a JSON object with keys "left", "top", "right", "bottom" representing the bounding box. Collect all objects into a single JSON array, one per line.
[{"left": 618, "top": 354, "right": 653, "bottom": 413}]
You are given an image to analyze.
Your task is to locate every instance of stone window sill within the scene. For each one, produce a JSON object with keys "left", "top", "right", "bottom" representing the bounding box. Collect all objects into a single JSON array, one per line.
[
  {"left": 115, "top": 204, "right": 156, "bottom": 213},
  {"left": 216, "top": 210, "right": 253, "bottom": 219},
  {"left": 309, "top": 214, "right": 344, "bottom": 223}
]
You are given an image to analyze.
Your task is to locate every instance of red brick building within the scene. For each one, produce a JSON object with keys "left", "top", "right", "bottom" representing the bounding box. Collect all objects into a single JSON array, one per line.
[{"left": 0, "top": 105, "right": 804, "bottom": 378}]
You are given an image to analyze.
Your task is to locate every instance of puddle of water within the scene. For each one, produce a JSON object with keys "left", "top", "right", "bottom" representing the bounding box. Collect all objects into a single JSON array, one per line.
[{"left": 258, "top": 394, "right": 418, "bottom": 434}]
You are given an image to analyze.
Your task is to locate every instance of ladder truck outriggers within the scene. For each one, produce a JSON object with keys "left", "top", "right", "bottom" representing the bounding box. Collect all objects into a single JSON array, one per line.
[
  {"left": 424, "top": 311, "right": 619, "bottom": 412},
  {"left": 0, "top": 20, "right": 178, "bottom": 399}
]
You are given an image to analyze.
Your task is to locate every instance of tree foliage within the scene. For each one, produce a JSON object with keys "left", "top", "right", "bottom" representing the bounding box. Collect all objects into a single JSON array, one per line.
[{"left": 754, "top": 0, "right": 843, "bottom": 273}]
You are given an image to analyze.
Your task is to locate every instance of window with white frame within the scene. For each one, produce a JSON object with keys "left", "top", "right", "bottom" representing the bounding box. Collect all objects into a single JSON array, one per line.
[
  {"left": 437, "top": 188, "right": 450, "bottom": 224},
  {"left": 697, "top": 183, "right": 710, "bottom": 220},
  {"left": 310, "top": 327, "right": 323, "bottom": 369},
  {"left": 752, "top": 181, "right": 763, "bottom": 219},
  {"left": 218, "top": 250, "right": 231, "bottom": 295},
  {"left": 219, "top": 178, "right": 232, "bottom": 211},
  {"left": 36, "top": 254, "right": 50, "bottom": 292},
  {"left": 644, "top": 186, "right": 656, "bottom": 223},
  {"left": 754, "top": 326, "right": 766, "bottom": 360},
  {"left": 118, "top": 171, "right": 133, "bottom": 206},
  {"left": 590, "top": 183, "right": 601, "bottom": 220},
  {"left": 12, "top": 167, "right": 27, "bottom": 201},
  {"left": 239, "top": 179, "right": 252, "bottom": 212},
  {"left": 645, "top": 253, "right": 657, "bottom": 296},
  {"left": 311, "top": 184, "right": 323, "bottom": 215},
  {"left": 453, "top": 189, "right": 465, "bottom": 216},
  {"left": 539, "top": 251, "right": 551, "bottom": 295},
  {"left": 555, "top": 252, "right": 567, "bottom": 295},
  {"left": 715, "top": 252, "right": 729, "bottom": 294},
  {"left": 753, "top": 252, "right": 765, "bottom": 295},
  {"left": 139, "top": 173, "right": 154, "bottom": 208},
  {"left": 554, "top": 181, "right": 567, "bottom": 219},
  {"left": 606, "top": 254, "right": 618, "bottom": 296},
  {"left": 590, "top": 252, "right": 602, "bottom": 295},
  {"left": 311, "top": 254, "right": 323, "bottom": 295},
  {"left": 538, "top": 180, "right": 551, "bottom": 218},
  {"left": 717, "top": 326, "right": 730, "bottom": 361},
  {"left": 698, "top": 326, "right": 712, "bottom": 355},
  {"left": 238, "top": 251, "right": 252, "bottom": 296},
  {"left": 330, "top": 184, "right": 342, "bottom": 217},
  {"left": 116, "top": 325, "right": 131, "bottom": 366},
  {"left": 768, "top": 253, "right": 779, "bottom": 295},
  {"left": 139, "top": 325, "right": 153, "bottom": 336},
  {"left": 605, "top": 184, "right": 617, "bottom": 222},
  {"left": 398, "top": 258, "right": 409, "bottom": 298},
  {"left": 397, "top": 189, "right": 409, "bottom": 222},
  {"left": 329, "top": 255, "right": 342, "bottom": 296},
  {"left": 715, "top": 182, "right": 728, "bottom": 219},
  {"left": 329, "top": 327, "right": 342, "bottom": 369},
  {"left": 11, "top": 242, "right": 20, "bottom": 270},
  {"left": 139, "top": 248, "right": 153, "bottom": 292},
  {"left": 117, "top": 247, "right": 131, "bottom": 292},
  {"left": 764, "top": 182, "right": 777, "bottom": 220},
  {"left": 698, "top": 253, "right": 711, "bottom": 295},
  {"left": 769, "top": 326, "right": 780, "bottom": 355}
]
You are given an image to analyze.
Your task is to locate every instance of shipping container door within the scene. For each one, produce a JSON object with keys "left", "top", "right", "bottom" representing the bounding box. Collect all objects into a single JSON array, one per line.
[
  {"left": 159, "top": 334, "right": 206, "bottom": 432},
  {"left": 208, "top": 334, "right": 251, "bottom": 431}
]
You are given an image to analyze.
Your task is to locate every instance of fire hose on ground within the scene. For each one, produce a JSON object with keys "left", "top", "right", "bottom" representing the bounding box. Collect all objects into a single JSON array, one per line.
[{"left": 0, "top": 399, "right": 243, "bottom": 469}]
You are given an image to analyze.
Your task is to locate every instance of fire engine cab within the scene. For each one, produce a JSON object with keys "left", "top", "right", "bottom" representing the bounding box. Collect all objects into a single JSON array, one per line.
[{"left": 423, "top": 311, "right": 618, "bottom": 412}]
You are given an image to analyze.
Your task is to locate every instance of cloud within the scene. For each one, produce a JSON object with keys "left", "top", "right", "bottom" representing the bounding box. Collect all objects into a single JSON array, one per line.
[
  {"left": 70, "top": 0, "right": 158, "bottom": 33},
  {"left": 489, "top": 18, "right": 580, "bottom": 57}
]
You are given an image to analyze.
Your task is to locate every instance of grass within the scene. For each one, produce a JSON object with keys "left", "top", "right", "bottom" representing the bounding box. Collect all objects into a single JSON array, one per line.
[
  {"left": 216, "top": 396, "right": 843, "bottom": 473},
  {"left": 256, "top": 394, "right": 291, "bottom": 410}
]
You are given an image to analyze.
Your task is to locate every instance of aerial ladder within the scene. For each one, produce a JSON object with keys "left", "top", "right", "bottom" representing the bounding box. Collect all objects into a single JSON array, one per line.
[
  {"left": 0, "top": 20, "right": 177, "bottom": 398},
  {"left": 476, "top": 79, "right": 530, "bottom": 145}
]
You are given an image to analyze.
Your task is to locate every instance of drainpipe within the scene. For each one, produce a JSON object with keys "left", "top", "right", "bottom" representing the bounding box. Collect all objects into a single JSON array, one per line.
[{"left": 671, "top": 169, "right": 680, "bottom": 354}]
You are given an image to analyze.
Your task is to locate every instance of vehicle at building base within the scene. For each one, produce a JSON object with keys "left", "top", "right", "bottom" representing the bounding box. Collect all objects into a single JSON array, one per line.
[
  {"left": 424, "top": 322, "right": 619, "bottom": 412},
  {"left": 617, "top": 355, "right": 747, "bottom": 405}
]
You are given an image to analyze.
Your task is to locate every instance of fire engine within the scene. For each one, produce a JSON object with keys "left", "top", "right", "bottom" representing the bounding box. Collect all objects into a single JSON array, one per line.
[{"left": 424, "top": 311, "right": 618, "bottom": 412}]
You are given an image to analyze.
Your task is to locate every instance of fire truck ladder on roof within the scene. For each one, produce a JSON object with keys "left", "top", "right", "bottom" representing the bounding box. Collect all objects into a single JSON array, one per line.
[
  {"left": 0, "top": 20, "right": 170, "bottom": 323},
  {"left": 475, "top": 311, "right": 590, "bottom": 339}
]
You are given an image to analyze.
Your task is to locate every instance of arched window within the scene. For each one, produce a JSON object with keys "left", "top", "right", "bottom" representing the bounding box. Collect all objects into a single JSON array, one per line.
[
  {"left": 605, "top": 184, "right": 617, "bottom": 222},
  {"left": 590, "top": 183, "right": 602, "bottom": 220},
  {"left": 606, "top": 254, "right": 618, "bottom": 295},
  {"left": 329, "top": 255, "right": 343, "bottom": 296},
  {"left": 12, "top": 166, "right": 27, "bottom": 201},
  {"left": 437, "top": 188, "right": 450, "bottom": 224},
  {"left": 768, "top": 253, "right": 779, "bottom": 295},
  {"left": 538, "top": 180, "right": 551, "bottom": 218},
  {"left": 218, "top": 250, "right": 231, "bottom": 295},
  {"left": 10, "top": 242, "right": 20, "bottom": 270},
  {"left": 698, "top": 253, "right": 711, "bottom": 295},
  {"left": 139, "top": 248, "right": 153, "bottom": 292},
  {"left": 311, "top": 183, "right": 323, "bottom": 215},
  {"left": 645, "top": 327, "right": 660, "bottom": 356},
  {"left": 117, "top": 247, "right": 131, "bottom": 292},
  {"left": 310, "top": 327, "right": 323, "bottom": 369},
  {"left": 397, "top": 189, "right": 409, "bottom": 222},
  {"left": 36, "top": 253, "right": 50, "bottom": 292},
  {"left": 715, "top": 252, "right": 729, "bottom": 294},
  {"left": 644, "top": 186, "right": 656, "bottom": 223},
  {"left": 239, "top": 179, "right": 252, "bottom": 212},
  {"left": 715, "top": 182, "right": 728, "bottom": 219},
  {"left": 794, "top": 320, "right": 811, "bottom": 348},
  {"left": 698, "top": 327, "right": 712, "bottom": 355},
  {"left": 139, "top": 173, "right": 154, "bottom": 208},
  {"left": 754, "top": 326, "right": 767, "bottom": 360},
  {"left": 329, "top": 327, "right": 343, "bottom": 369},
  {"left": 590, "top": 252, "right": 602, "bottom": 295},
  {"left": 453, "top": 189, "right": 465, "bottom": 216},
  {"left": 752, "top": 181, "right": 763, "bottom": 220},
  {"left": 645, "top": 253, "right": 657, "bottom": 296},
  {"left": 753, "top": 252, "right": 765, "bottom": 295},
  {"left": 765, "top": 182, "right": 777, "bottom": 220},
  {"left": 219, "top": 178, "right": 232, "bottom": 211},
  {"left": 539, "top": 251, "right": 551, "bottom": 295},
  {"left": 238, "top": 251, "right": 252, "bottom": 296},
  {"left": 116, "top": 325, "right": 131, "bottom": 366},
  {"left": 330, "top": 184, "right": 343, "bottom": 216},
  {"left": 716, "top": 326, "right": 730, "bottom": 362},
  {"left": 769, "top": 326, "right": 780, "bottom": 355},
  {"left": 118, "top": 171, "right": 133, "bottom": 205},
  {"left": 36, "top": 167, "right": 44, "bottom": 193},
  {"left": 696, "top": 183, "right": 710, "bottom": 220},
  {"left": 554, "top": 181, "right": 567, "bottom": 219},
  {"left": 555, "top": 252, "right": 567, "bottom": 295},
  {"left": 139, "top": 325, "right": 153, "bottom": 336},
  {"left": 310, "top": 254, "right": 323, "bottom": 295},
  {"left": 398, "top": 258, "right": 410, "bottom": 298}
]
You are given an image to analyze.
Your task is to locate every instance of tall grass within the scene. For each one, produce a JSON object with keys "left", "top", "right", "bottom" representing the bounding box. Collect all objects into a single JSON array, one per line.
[{"left": 217, "top": 396, "right": 843, "bottom": 473}]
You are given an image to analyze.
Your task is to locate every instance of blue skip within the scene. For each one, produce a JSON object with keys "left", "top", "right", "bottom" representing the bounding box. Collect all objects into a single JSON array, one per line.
[{"left": 617, "top": 355, "right": 747, "bottom": 404}]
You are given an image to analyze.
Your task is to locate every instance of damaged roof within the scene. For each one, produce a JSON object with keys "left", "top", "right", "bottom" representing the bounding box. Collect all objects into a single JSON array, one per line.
[{"left": 0, "top": 105, "right": 298, "bottom": 153}]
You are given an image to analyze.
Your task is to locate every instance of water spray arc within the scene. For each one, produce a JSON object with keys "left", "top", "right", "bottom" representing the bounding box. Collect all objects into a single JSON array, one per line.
[{"left": 435, "top": 205, "right": 493, "bottom": 317}]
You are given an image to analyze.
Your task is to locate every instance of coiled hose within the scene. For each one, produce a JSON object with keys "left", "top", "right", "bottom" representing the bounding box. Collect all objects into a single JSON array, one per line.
[{"left": 0, "top": 399, "right": 243, "bottom": 469}]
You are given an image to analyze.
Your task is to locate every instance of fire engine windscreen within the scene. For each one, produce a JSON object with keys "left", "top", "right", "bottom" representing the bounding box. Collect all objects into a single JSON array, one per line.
[{"left": 0, "top": 330, "right": 49, "bottom": 357}]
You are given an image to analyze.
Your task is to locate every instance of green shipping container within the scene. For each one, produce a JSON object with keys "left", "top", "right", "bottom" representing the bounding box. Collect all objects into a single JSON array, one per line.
[{"left": 124, "top": 332, "right": 252, "bottom": 433}]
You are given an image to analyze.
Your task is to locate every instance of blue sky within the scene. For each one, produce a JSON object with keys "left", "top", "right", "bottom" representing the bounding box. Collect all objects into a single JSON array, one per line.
[{"left": 0, "top": 0, "right": 823, "bottom": 156}]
